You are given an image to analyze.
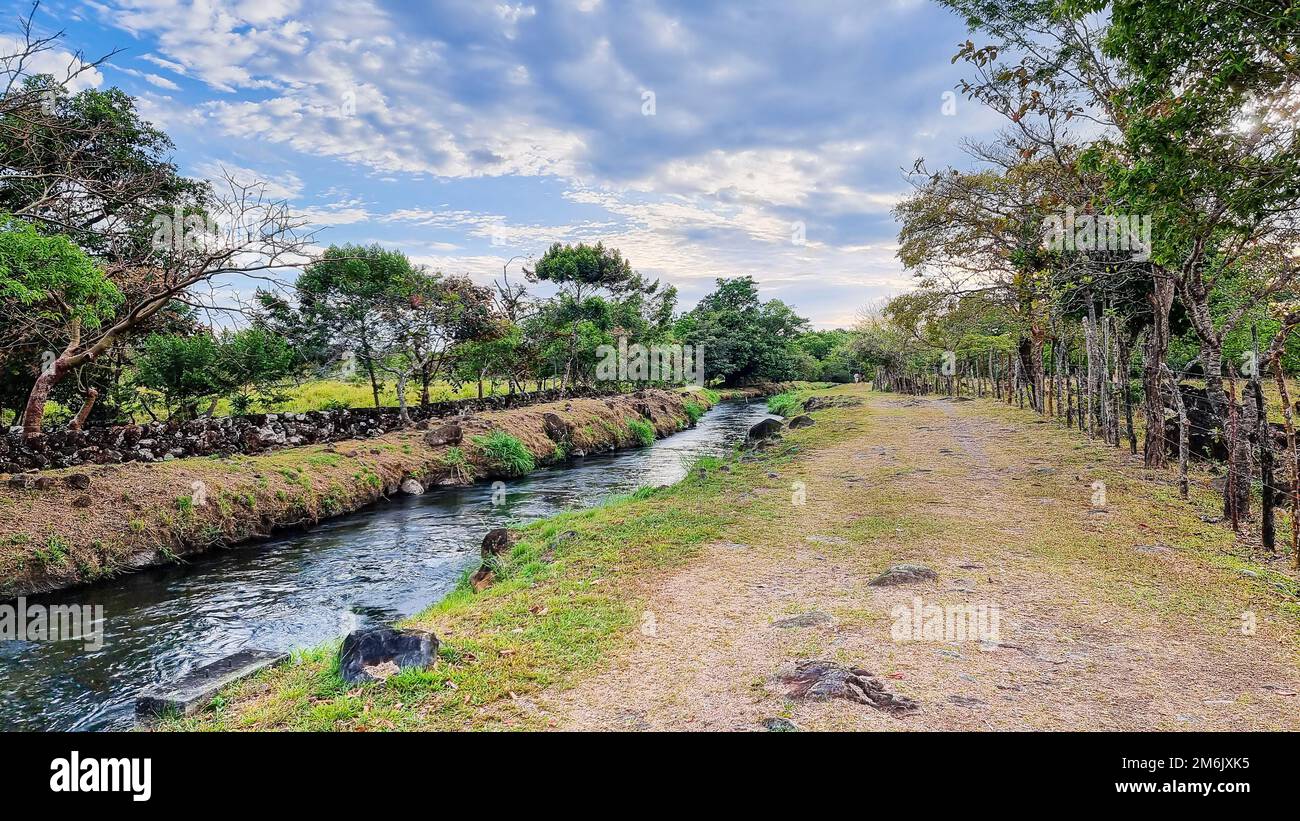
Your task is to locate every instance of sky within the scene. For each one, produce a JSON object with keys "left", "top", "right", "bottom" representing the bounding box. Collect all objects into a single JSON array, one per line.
[{"left": 25, "top": 0, "right": 1004, "bottom": 328}]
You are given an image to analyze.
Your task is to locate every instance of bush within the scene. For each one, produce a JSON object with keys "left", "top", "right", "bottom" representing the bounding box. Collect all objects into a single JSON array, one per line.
[
  {"left": 626, "top": 418, "right": 655, "bottom": 447},
  {"left": 767, "top": 392, "right": 803, "bottom": 417},
  {"left": 471, "top": 432, "right": 535, "bottom": 477},
  {"left": 683, "top": 401, "right": 704, "bottom": 424}
]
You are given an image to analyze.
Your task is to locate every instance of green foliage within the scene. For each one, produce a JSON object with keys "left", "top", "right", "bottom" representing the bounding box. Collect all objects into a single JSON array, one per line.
[
  {"left": 0, "top": 215, "right": 122, "bottom": 345},
  {"left": 472, "top": 431, "right": 535, "bottom": 477},
  {"left": 678, "top": 276, "right": 809, "bottom": 385},
  {"left": 440, "top": 447, "right": 476, "bottom": 483},
  {"left": 626, "top": 418, "right": 655, "bottom": 447},
  {"left": 683, "top": 401, "right": 704, "bottom": 424},
  {"left": 767, "top": 392, "right": 803, "bottom": 417},
  {"left": 133, "top": 328, "right": 297, "bottom": 419}
]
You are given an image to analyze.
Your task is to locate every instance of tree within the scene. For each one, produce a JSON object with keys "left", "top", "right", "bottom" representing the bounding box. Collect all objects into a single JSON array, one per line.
[
  {"left": 132, "top": 332, "right": 221, "bottom": 420},
  {"left": 293, "top": 244, "right": 414, "bottom": 407},
  {"left": 526, "top": 242, "right": 658, "bottom": 392},
  {"left": 132, "top": 328, "right": 296, "bottom": 419},
  {"left": 371, "top": 268, "right": 496, "bottom": 420},
  {"left": 679, "top": 276, "right": 810, "bottom": 385},
  {"left": 0, "top": 214, "right": 121, "bottom": 424}
]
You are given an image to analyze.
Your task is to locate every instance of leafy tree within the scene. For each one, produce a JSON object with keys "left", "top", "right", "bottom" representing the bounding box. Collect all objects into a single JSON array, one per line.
[
  {"left": 526, "top": 242, "right": 661, "bottom": 391},
  {"left": 679, "top": 276, "right": 809, "bottom": 385},
  {"left": 293, "top": 244, "right": 414, "bottom": 406},
  {"left": 0, "top": 214, "right": 121, "bottom": 423},
  {"left": 132, "top": 333, "right": 222, "bottom": 419}
]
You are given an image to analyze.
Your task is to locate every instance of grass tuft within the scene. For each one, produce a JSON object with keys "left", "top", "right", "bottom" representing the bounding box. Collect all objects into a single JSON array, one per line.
[{"left": 472, "top": 431, "right": 536, "bottom": 477}]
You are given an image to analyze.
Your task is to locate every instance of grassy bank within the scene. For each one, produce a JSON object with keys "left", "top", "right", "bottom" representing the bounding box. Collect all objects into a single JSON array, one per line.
[{"left": 0, "top": 388, "right": 722, "bottom": 598}]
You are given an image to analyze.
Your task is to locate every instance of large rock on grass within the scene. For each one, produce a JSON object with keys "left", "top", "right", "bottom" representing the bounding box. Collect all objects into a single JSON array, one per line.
[
  {"left": 868, "top": 564, "right": 938, "bottom": 586},
  {"left": 423, "top": 423, "right": 463, "bottom": 447},
  {"left": 748, "top": 418, "right": 784, "bottom": 441},
  {"left": 339, "top": 626, "right": 438, "bottom": 684},
  {"left": 541, "top": 412, "right": 570, "bottom": 442},
  {"left": 789, "top": 415, "right": 815, "bottom": 429}
]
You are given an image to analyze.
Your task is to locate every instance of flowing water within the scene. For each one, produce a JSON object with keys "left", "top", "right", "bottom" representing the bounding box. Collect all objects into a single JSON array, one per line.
[{"left": 0, "top": 399, "right": 773, "bottom": 731}]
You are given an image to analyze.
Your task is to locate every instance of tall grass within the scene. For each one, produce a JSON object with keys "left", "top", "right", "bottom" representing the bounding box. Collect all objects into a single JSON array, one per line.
[
  {"left": 766, "top": 392, "right": 803, "bottom": 417},
  {"left": 626, "top": 418, "right": 656, "bottom": 447},
  {"left": 472, "top": 432, "right": 536, "bottom": 477}
]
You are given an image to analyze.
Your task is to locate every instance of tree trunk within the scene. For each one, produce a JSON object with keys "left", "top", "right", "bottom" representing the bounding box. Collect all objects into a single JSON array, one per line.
[
  {"left": 68, "top": 388, "right": 100, "bottom": 431},
  {"left": 1163, "top": 363, "right": 1190, "bottom": 499},
  {"left": 1142, "top": 275, "right": 1175, "bottom": 467}
]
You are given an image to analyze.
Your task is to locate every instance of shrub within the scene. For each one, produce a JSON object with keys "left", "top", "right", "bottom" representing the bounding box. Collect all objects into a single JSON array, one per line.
[
  {"left": 627, "top": 418, "right": 655, "bottom": 447},
  {"left": 683, "top": 401, "right": 704, "bottom": 424},
  {"left": 767, "top": 392, "right": 803, "bottom": 417},
  {"left": 441, "top": 447, "right": 476, "bottom": 483},
  {"left": 472, "top": 432, "right": 535, "bottom": 477}
]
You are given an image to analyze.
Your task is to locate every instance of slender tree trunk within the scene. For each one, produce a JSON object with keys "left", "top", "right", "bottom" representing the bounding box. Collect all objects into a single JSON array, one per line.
[
  {"left": 1142, "top": 275, "right": 1176, "bottom": 467},
  {"left": 1273, "top": 362, "right": 1300, "bottom": 569},
  {"left": 1163, "top": 364, "right": 1190, "bottom": 500},
  {"left": 68, "top": 388, "right": 99, "bottom": 431}
]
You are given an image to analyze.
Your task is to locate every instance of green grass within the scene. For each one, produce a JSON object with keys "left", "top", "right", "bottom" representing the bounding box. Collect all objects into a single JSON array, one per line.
[
  {"left": 683, "top": 401, "right": 705, "bottom": 424},
  {"left": 440, "top": 447, "right": 476, "bottom": 483},
  {"left": 626, "top": 418, "right": 655, "bottom": 447},
  {"left": 766, "top": 392, "right": 804, "bottom": 417},
  {"left": 471, "top": 431, "right": 536, "bottom": 477}
]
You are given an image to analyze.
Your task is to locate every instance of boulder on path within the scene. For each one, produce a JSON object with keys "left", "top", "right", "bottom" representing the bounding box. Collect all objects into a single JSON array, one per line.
[
  {"left": 338, "top": 626, "right": 438, "bottom": 684},
  {"left": 789, "top": 415, "right": 815, "bottom": 429},
  {"left": 868, "top": 564, "right": 938, "bottom": 586},
  {"left": 748, "top": 418, "right": 784, "bottom": 441},
  {"left": 423, "top": 423, "right": 463, "bottom": 448},
  {"left": 778, "top": 659, "right": 918, "bottom": 714},
  {"left": 804, "top": 396, "right": 863, "bottom": 411},
  {"left": 7, "top": 474, "right": 37, "bottom": 490}
]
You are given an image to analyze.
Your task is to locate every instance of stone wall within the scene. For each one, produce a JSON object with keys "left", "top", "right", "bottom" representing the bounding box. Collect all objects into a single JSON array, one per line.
[{"left": 1, "top": 387, "right": 618, "bottom": 474}]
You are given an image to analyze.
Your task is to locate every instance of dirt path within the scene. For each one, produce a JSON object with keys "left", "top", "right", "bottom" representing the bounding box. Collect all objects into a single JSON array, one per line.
[{"left": 544, "top": 391, "right": 1300, "bottom": 731}]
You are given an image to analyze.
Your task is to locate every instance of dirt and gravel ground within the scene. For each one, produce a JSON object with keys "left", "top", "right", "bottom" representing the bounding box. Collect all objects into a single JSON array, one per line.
[{"left": 545, "top": 391, "right": 1300, "bottom": 731}]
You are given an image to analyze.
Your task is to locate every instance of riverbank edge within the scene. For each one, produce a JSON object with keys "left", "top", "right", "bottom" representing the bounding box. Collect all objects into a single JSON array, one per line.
[
  {"left": 0, "top": 384, "right": 793, "bottom": 599},
  {"left": 159, "top": 383, "right": 843, "bottom": 731}
]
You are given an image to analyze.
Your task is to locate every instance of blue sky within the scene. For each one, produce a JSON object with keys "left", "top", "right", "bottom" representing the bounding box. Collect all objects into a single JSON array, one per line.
[{"left": 27, "top": 0, "right": 1003, "bottom": 327}]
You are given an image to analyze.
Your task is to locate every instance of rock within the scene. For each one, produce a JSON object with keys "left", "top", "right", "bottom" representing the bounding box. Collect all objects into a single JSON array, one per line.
[
  {"left": 541, "top": 412, "right": 570, "bottom": 442},
  {"left": 778, "top": 660, "right": 918, "bottom": 714},
  {"left": 470, "top": 567, "right": 496, "bottom": 592},
  {"left": 64, "top": 473, "right": 91, "bottom": 490},
  {"left": 71, "top": 495, "right": 92, "bottom": 509},
  {"left": 338, "top": 627, "right": 438, "bottom": 684},
  {"left": 761, "top": 717, "right": 801, "bottom": 732},
  {"left": 772, "top": 611, "right": 833, "bottom": 629},
  {"left": 748, "top": 418, "right": 784, "bottom": 441},
  {"left": 869, "top": 564, "right": 939, "bottom": 586},
  {"left": 33, "top": 476, "right": 54, "bottom": 490},
  {"left": 7, "top": 474, "right": 36, "bottom": 490},
  {"left": 481, "top": 527, "right": 517, "bottom": 558},
  {"left": 399, "top": 478, "right": 424, "bottom": 495},
  {"left": 788, "top": 415, "right": 815, "bottom": 429},
  {"left": 423, "top": 423, "right": 463, "bottom": 447}
]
